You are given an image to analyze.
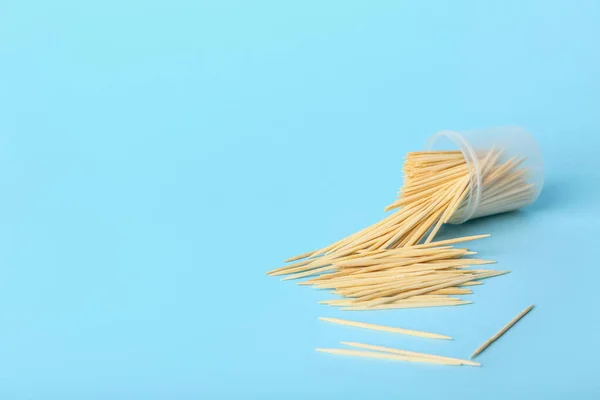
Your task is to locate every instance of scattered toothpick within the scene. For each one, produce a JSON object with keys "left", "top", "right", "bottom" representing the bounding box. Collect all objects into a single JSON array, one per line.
[
  {"left": 316, "top": 348, "right": 461, "bottom": 366},
  {"left": 341, "top": 341, "right": 480, "bottom": 367},
  {"left": 470, "top": 304, "right": 534, "bottom": 358},
  {"left": 319, "top": 317, "right": 451, "bottom": 340}
]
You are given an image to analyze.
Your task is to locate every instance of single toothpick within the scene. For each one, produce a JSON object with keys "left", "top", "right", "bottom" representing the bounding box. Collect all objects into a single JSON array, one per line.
[
  {"left": 470, "top": 304, "right": 534, "bottom": 358},
  {"left": 341, "top": 341, "right": 480, "bottom": 367},
  {"left": 319, "top": 317, "right": 451, "bottom": 340},
  {"left": 315, "top": 348, "right": 460, "bottom": 366},
  {"left": 343, "top": 300, "right": 471, "bottom": 311}
]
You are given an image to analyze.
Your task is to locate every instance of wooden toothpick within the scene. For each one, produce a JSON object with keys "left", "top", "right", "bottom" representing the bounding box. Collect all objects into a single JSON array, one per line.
[
  {"left": 316, "top": 348, "right": 460, "bottom": 366},
  {"left": 319, "top": 317, "right": 451, "bottom": 340},
  {"left": 269, "top": 149, "right": 539, "bottom": 313},
  {"left": 341, "top": 341, "right": 480, "bottom": 367},
  {"left": 470, "top": 304, "right": 534, "bottom": 358}
]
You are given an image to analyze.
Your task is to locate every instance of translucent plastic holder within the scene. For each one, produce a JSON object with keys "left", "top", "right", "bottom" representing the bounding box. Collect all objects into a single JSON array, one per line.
[{"left": 425, "top": 126, "right": 544, "bottom": 224}]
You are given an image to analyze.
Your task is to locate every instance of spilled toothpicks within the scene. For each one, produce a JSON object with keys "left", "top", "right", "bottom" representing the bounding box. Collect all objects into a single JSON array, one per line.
[
  {"left": 269, "top": 234, "right": 503, "bottom": 310},
  {"left": 268, "top": 149, "right": 530, "bottom": 309}
]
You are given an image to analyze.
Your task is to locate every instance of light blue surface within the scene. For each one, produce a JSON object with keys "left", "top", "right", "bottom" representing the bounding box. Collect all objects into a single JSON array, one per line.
[{"left": 1, "top": 1, "right": 599, "bottom": 398}]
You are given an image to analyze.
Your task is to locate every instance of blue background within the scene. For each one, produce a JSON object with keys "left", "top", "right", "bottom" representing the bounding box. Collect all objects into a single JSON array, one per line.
[{"left": 1, "top": 1, "right": 599, "bottom": 399}]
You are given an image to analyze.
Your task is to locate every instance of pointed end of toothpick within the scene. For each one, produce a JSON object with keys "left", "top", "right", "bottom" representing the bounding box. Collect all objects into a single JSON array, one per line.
[
  {"left": 267, "top": 269, "right": 287, "bottom": 277},
  {"left": 282, "top": 273, "right": 304, "bottom": 281}
]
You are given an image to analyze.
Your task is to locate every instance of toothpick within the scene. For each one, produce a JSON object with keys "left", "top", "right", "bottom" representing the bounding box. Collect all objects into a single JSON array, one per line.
[
  {"left": 341, "top": 342, "right": 480, "bottom": 367},
  {"left": 319, "top": 317, "right": 451, "bottom": 340},
  {"left": 343, "top": 300, "right": 471, "bottom": 311},
  {"left": 470, "top": 304, "right": 534, "bottom": 358},
  {"left": 316, "top": 348, "right": 460, "bottom": 366}
]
